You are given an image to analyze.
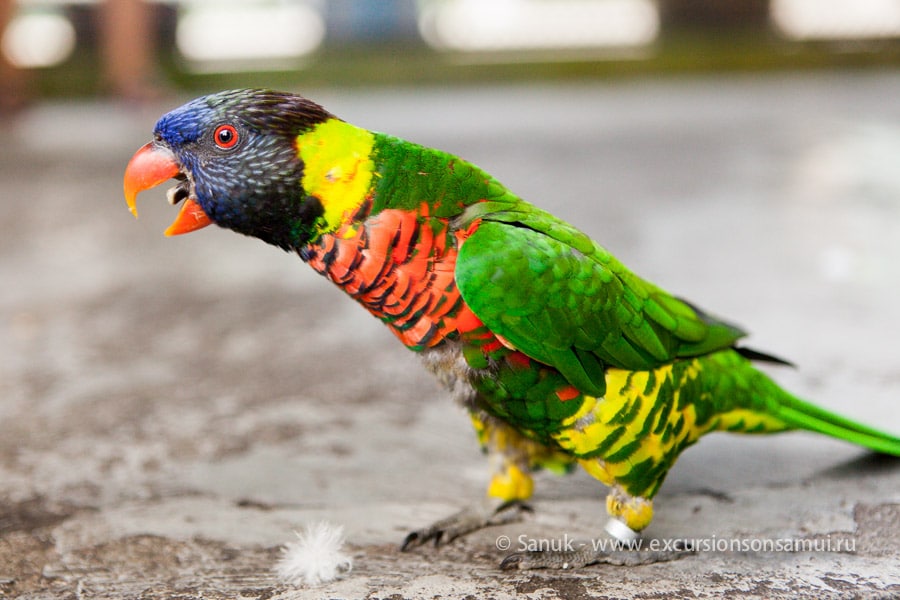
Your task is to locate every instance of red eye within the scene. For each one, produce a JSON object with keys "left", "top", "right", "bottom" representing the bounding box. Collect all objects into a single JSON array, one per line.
[{"left": 213, "top": 124, "right": 239, "bottom": 149}]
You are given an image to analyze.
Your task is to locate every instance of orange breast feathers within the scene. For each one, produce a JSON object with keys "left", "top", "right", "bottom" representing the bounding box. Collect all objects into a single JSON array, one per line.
[{"left": 303, "top": 205, "right": 473, "bottom": 350}]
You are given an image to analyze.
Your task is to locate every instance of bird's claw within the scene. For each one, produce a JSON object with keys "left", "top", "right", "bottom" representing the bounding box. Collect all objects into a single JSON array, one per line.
[
  {"left": 401, "top": 499, "right": 531, "bottom": 551},
  {"left": 500, "top": 547, "right": 597, "bottom": 570},
  {"left": 500, "top": 541, "right": 693, "bottom": 570}
]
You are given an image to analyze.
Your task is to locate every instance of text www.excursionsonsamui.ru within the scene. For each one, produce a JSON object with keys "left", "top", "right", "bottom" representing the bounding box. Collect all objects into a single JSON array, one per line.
[{"left": 497, "top": 534, "right": 856, "bottom": 553}]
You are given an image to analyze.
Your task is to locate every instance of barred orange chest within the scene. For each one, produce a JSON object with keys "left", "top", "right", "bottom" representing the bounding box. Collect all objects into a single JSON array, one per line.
[{"left": 303, "top": 205, "right": 476, "bottom": 350}]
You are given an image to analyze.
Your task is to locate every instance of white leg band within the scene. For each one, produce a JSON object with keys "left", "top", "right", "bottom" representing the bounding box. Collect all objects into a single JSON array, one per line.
[{"left": 604, "top": 518, "right": 641, "bottom": 543}]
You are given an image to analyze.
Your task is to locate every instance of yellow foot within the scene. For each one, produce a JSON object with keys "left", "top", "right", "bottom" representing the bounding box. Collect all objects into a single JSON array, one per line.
[{"left": 606, "top": 487, "right": 654, "bottom": 532}]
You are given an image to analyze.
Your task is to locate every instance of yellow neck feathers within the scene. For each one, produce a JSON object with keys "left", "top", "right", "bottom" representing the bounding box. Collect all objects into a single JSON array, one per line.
[{"left": 295, "top": 118, "right": 377, "bottom": 236}]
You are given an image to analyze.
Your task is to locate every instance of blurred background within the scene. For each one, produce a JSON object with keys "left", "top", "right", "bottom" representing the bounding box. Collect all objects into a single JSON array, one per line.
[
  {"left": 3, "top": 0, "right": 900, "bottom": 106},
  {"left": 2, "top": 3, "right": 900, "bottom": 597}
]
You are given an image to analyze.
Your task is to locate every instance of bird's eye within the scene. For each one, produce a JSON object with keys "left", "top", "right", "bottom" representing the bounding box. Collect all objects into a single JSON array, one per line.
[{"left": 213, "top": 124, "right": 239, "bottom": 150}]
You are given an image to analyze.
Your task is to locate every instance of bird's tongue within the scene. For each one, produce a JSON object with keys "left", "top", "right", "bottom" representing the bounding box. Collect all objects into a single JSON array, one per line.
[{"left": 123, "top": 141, "right": 212, "bottom": 236}]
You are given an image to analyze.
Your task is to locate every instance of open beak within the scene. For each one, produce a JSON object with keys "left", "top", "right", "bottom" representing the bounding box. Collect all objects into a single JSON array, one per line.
[{"left": 123, "top": 141, "right": 212, "bottom": 236}]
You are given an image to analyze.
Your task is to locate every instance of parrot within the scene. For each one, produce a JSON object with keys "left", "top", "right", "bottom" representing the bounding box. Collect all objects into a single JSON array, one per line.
[{"left": 124, "top": 89, "right": 900, "bottom": 570}]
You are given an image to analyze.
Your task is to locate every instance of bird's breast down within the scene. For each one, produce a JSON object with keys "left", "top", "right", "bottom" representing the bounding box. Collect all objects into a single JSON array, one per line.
[{"left": 419, "top": 340, "right": 482, "bottom": 408}]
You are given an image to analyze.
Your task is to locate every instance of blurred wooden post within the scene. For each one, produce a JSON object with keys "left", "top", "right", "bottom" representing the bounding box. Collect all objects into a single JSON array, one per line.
[{"left": 100, "top": 0, "right": 158, "bottom": 99}]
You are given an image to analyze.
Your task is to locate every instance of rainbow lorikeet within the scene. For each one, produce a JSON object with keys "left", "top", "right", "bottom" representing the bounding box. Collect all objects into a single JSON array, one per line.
[{"left": 124, "top": 89, "right": 900, "bottom": 570}]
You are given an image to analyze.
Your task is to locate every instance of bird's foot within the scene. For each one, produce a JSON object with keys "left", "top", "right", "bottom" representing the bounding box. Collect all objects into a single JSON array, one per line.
[
  {"left": 499, "top": 543, "right": 690, "bottom": 570},
  {"left": 401, "top": 497, "right": 531, "bottom": 550},
  {"left": 499, "top": 519, "right": 692, "bottom": 571}
]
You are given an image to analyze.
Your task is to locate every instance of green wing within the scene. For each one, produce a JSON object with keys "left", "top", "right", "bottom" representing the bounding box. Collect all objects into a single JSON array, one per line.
[{"left": 455, "top": 203, "right": 745, "bottom": 397}]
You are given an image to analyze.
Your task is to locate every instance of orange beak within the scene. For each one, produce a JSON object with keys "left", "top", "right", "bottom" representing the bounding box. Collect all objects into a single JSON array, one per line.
[{"left": 123, "top": 142, "right": 212, "bottom": 236}]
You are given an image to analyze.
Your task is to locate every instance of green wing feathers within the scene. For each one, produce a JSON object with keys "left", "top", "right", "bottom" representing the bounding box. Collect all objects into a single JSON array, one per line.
[
  {"left": 455, "top": 209, "right": 745, "bottom": 396},
  {"left": 456, "top": 203, "right": 900, "bottom": 456}
]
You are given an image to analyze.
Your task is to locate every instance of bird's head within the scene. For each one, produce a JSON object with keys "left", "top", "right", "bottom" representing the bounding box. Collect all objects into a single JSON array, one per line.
[{"left": 124, "top": 88, "right": 343, "bottom": 250}]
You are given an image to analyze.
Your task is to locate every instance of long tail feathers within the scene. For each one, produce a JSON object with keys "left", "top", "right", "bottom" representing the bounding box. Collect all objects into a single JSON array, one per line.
[
  {"left": 774, "top": 395, "right": 900, "bottom": 457},
  {"left": 735, "top": 345, "right": 795, "bottom": 367}
]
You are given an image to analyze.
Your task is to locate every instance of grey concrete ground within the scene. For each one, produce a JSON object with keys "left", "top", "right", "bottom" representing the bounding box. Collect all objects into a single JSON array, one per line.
[{"left": 1, "top": 72, "right": 899, "bottom": 599}]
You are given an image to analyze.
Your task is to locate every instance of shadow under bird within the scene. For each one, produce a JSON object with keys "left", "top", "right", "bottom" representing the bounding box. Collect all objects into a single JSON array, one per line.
[{"left": 123, "top": 89, "right": 900, "bottom": 570}]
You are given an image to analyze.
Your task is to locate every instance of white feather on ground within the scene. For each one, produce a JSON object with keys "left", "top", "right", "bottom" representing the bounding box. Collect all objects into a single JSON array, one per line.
[{"left": 275, "top": 521, "right": 353, "bottom": 586}]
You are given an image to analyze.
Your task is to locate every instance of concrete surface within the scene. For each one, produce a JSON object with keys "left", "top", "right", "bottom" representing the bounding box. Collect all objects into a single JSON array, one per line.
[{"left": 1, "top": 72, "right": 899, "bottom": 599}]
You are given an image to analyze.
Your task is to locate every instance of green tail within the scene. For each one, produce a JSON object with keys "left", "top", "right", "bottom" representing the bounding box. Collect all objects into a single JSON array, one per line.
[
  {"left": 774, "top": 394, "right": 900, "bottom": 456},
  {"left": 704, "top": 351, "right": 900, "bottom": 457}
]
